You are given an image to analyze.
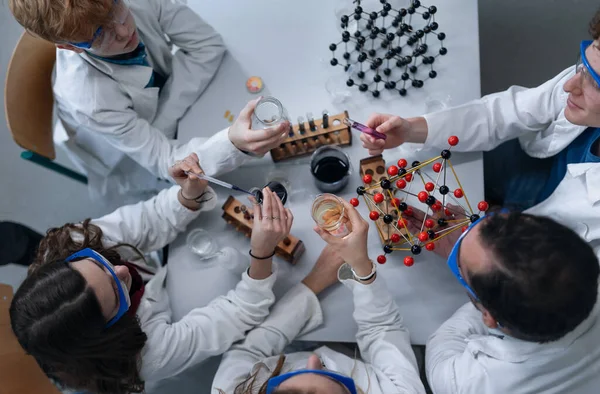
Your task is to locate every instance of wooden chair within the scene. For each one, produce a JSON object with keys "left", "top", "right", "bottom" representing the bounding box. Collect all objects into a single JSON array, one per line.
[
  {"left": 0, "top": 283, "right": 61, "bottom": 393},
  {"left": 4, "top": 32, "right": 87, "bottom": 184}
]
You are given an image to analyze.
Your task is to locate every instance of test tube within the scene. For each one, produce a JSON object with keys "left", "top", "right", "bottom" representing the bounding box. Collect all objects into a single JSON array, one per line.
[
  {"left": 307, "top": 112, "right": 317, "bottom": 131},
  {"left": 298, "top": 116, "right": 306, "bottom": 134},
  {"left": 322, "top": 110, "right": 330, "bottom": 128}
]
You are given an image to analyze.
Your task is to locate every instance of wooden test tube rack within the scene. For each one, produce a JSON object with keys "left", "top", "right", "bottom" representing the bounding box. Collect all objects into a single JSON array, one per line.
[
  {"left": 270, "top": 111, "right": 352, "bottom": 162},
  {"left": 359, "top": 155, "right": 405, "bottom": 245},
  {"left": 221, "top": 196, "right": 305, "bottom": 264}
]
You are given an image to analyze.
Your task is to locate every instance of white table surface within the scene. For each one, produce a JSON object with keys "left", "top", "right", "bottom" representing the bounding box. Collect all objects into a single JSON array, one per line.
[{"left": 168, "top": 0, "right": 482, "bottom": 345}]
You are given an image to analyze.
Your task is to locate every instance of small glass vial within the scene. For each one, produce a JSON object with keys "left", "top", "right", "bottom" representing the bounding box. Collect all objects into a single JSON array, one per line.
[
  {"left": 311, "top": 193, "right": 351, "bottom": 237},
  {"left": 252, "top": 96, "right": 289, "bottom": 129}
]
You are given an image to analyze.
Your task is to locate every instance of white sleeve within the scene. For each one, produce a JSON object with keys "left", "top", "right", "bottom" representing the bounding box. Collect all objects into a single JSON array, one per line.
[
  {"left": 212, "top": 283, "right": 323, "bottom": 393},
  {"left": 149, "top": 0, "right": 226, "bottom": 133},
  {"left": 425, "top": 303, "right": 489, "bottom": 394},
  {"left": 139, "top": 269, "right": 278, "bottom": 382},
  {"left": 342, "top": 276, "right": 426, "bottom": 394},
  {"left": 422, "top": 67, "right": 574, "bottom": 152},
  {"left": 82, "top": 102, "right": 249, "bottom": 180},
  {"left": 90, "top": 185, "right": 216, "bottom": 253}
]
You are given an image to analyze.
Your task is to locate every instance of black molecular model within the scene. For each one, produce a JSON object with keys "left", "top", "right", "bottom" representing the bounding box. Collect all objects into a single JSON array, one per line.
[{"left": 329, "top": 0, "right": 447, "bottom": 98}]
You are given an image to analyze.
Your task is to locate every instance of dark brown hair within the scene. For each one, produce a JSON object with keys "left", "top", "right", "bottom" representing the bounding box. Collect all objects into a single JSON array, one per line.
[
  {"left": 10, "top": 219, "right": 147, "bottom": 394},
  {"left": 590, "top": 8, "right": 600, "bottom": 40}
]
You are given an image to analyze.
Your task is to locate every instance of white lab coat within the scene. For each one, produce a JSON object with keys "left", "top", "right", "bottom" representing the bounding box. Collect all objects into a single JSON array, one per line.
[
  {"left": 426, "top": 302, "right": 600, "bottom": 394},
  {"left": 78, "top": 186, "right": 277, "bottom": 383},
  {"left": 212, "top": 274, "right": 426, "bottom": 394},
  {"left": 422, "top": 66, "right": 600, "bottom": 255},
  {"left": 53, "top": 0, "right": 249, "bottom": 201},
  {"left": 421, "top": 66, "right": 600, "bottom": 393}
]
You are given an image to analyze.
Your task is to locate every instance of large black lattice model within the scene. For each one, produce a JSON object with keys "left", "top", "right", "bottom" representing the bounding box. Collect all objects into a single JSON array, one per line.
[{"left": 329, "top": 0, "right": 447, "bottom": 98}]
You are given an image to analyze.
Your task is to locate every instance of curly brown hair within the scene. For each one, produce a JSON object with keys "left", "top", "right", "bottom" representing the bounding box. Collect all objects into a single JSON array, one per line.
[
  {"left": 10, "top": 219, "right": 148, "bottom": 394},
  {"left": 590, "top": 8, "right": 600, "bottom": 40}
]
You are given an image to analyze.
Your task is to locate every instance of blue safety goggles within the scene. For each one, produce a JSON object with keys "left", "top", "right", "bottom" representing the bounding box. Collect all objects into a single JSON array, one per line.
[
  {"left": 578, "top": 40, "right": 600, "bottom": 90},
  {"left": 266, "top": 369, "right": 357, "bottom": 394},
  {"left": 68, "top": 0, "right": 129, "bottom": 50},
  {"left": 65, "top": 248, "right": 130, "bottom": 328},
  {"left": 446, "top": 214, "right": 488, "bottom": 301}
]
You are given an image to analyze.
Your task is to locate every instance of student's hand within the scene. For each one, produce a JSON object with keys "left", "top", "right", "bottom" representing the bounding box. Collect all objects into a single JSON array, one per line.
[
  {"left": 302, "top": 245, "right": 345, "bottom": 295},
  {"left": 405, "top": 204, "right": 466, "bottom": 259},
  {"left": 314, "top": 199, "right": 372, "bottom": 276},
  {"left": 170, "top": 154, "right": 209, "bottom": 209},
  {"left": 361, "top": 113, "right": 428, "bottom": 155},
  {"left": 228, "top": 98, "right": 290, "bottom": 157},
  {"left": 250, "top": 188, "right": 294, "bottom": 257}
]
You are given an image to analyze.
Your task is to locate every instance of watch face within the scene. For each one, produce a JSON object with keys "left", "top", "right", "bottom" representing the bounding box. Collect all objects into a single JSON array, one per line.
[{"left": 338, "top": 263, "right": 355, "bottom": 281}]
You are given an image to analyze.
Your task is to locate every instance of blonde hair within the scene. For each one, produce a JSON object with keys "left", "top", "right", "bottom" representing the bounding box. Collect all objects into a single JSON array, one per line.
[
  {"left": 8, "top": 0, "right": 114, "bottom": 42},
  {"left": 216, "top": 354, "right": 369, "bottom": 394}
]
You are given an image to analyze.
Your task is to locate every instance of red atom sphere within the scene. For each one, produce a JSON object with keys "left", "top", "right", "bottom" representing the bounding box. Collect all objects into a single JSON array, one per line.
[
  {"left": 377, "top": 255, "right": 387, "bottom": 264},
  {"left": 432, "top": 202, "right": 442, "bottom": 211},
  {"left": 387, "top": 165, "right": 399, "bottom": 176},
  {"left": 349, "top": 198, "right": 359, "bottom": 207},
  {"left": 398, "top": 218, "right": 408, "bottom": 227},
  {"left": 444, "top": 208, "right": 452, "bottom": 216},
  {"left": 392, "top": 198, "right": 401, "bottom": 207},
  {"left": 478, "top": 201, "right": 489, "bottom": 212},
  {"left": 405, "top": 174, "right": 413, "bottom": 182},
  {"left": 405, "top": 207, "right": 414, "bottom": 216},
  {"left": 425, "top": 219, "right": 435, "bottom": 228},
  {"left": 448, "top": 136, "right": 459, "bottom": 146},
  {"left": 432, "top": 162, "right": 442, "bottom": 173},
  {"left": 391, "top": 233, "right": 401, "bottom": 243},
  {"left": 369, "top": 211, "right": 380, "bottom": 221},
  {"left": 454, "top": 189, "right": 464, "bottom": 198},
  {"left": 425, "top": 182, "right": 435, "bottom": 192},
  {"left": 426, "top": 242, "right": 436, "bottom": 251},
  {"left": 418, "top": 232, "right": 429, "bottom": 242},
  {"left": 397, "top": 159, "right": 408, "bottom": 168},
  {"left": 363, "top": 174, "right": 373, "bottom": 184},
  {"left": 404, "top": 256, "right": 415, "bottom": 267},
  {"left": 396, "top": 179, "right": 407, "bottom": 189},
  {"left": 418, "top": 191, "right": 429, "bottom": 202},
  {"left": 462, "top": 225, "right": 469, "bottom": 233},
  {"left": 373, "top": 193, "right": 384, "bottom": 203}
]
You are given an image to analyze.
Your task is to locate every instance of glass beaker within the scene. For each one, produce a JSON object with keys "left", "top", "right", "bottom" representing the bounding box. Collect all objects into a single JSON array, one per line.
[
  {"left": 252, "top": 96, "right": 289, "bottom": 129},
  {"left": 311, "top": 193, "right": 351, "bottom": 237},
  {"left": 187, "top": 228, "right": 220, "bottom": 260},
  {"left": 310, "top": 145, "right": 352, "bottom": 193}
]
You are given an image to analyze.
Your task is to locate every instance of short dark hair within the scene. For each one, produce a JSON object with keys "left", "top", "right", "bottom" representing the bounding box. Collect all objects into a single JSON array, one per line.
[
  {"left": 472, "top": 213, "right": 599, "bottom": 343},
  {"left": 9, "top": 220, "right": 147, "bottom": 394},
  {"left": 590, "top": 8, "right": 600, "bottom": 40}
]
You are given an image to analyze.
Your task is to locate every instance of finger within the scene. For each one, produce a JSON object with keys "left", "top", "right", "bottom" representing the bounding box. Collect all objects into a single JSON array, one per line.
[
  {"left": 271, "top": 191, "right": 284, "bottom": 232},
  {"left": 375, "top": 116, "right": 403, "bottom": 134},
  {"left": 314, "top": 226, "right": 341, "bottom": 245},
  {"left": 238, "top": 97, "right": 262, "bottom": 120},
  {"left": 341, "top": 199, "right": 367, "bottom": 229},
  {"left": 368, "top": 148, "right": 384, "bottom": 156},
  {"left": 253, "top": 198, "right": 262, "bottom": 219},
  {"left": 285, "top": 208, "right": 294, "bottom": 231},
  {"left": 261, "top": 187, "right": 273, "bottom": 220},
  {"left": 250, "top": 128, "right": 289, "bottom": 150},
  {"left": 408, "top": 205, "right": 429, "bottom": 222},
  {"left": 365, "top": 113, "right": 390, "bottom": 129},
  {"left": 184, "top": 156, "right": 204, "bottom": 176},
  {"left": 359, "top": 132, "right": 377, "bottom": 147},
  {"left": 246, "top": 121, "right": 289, "bottom": 143}
]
